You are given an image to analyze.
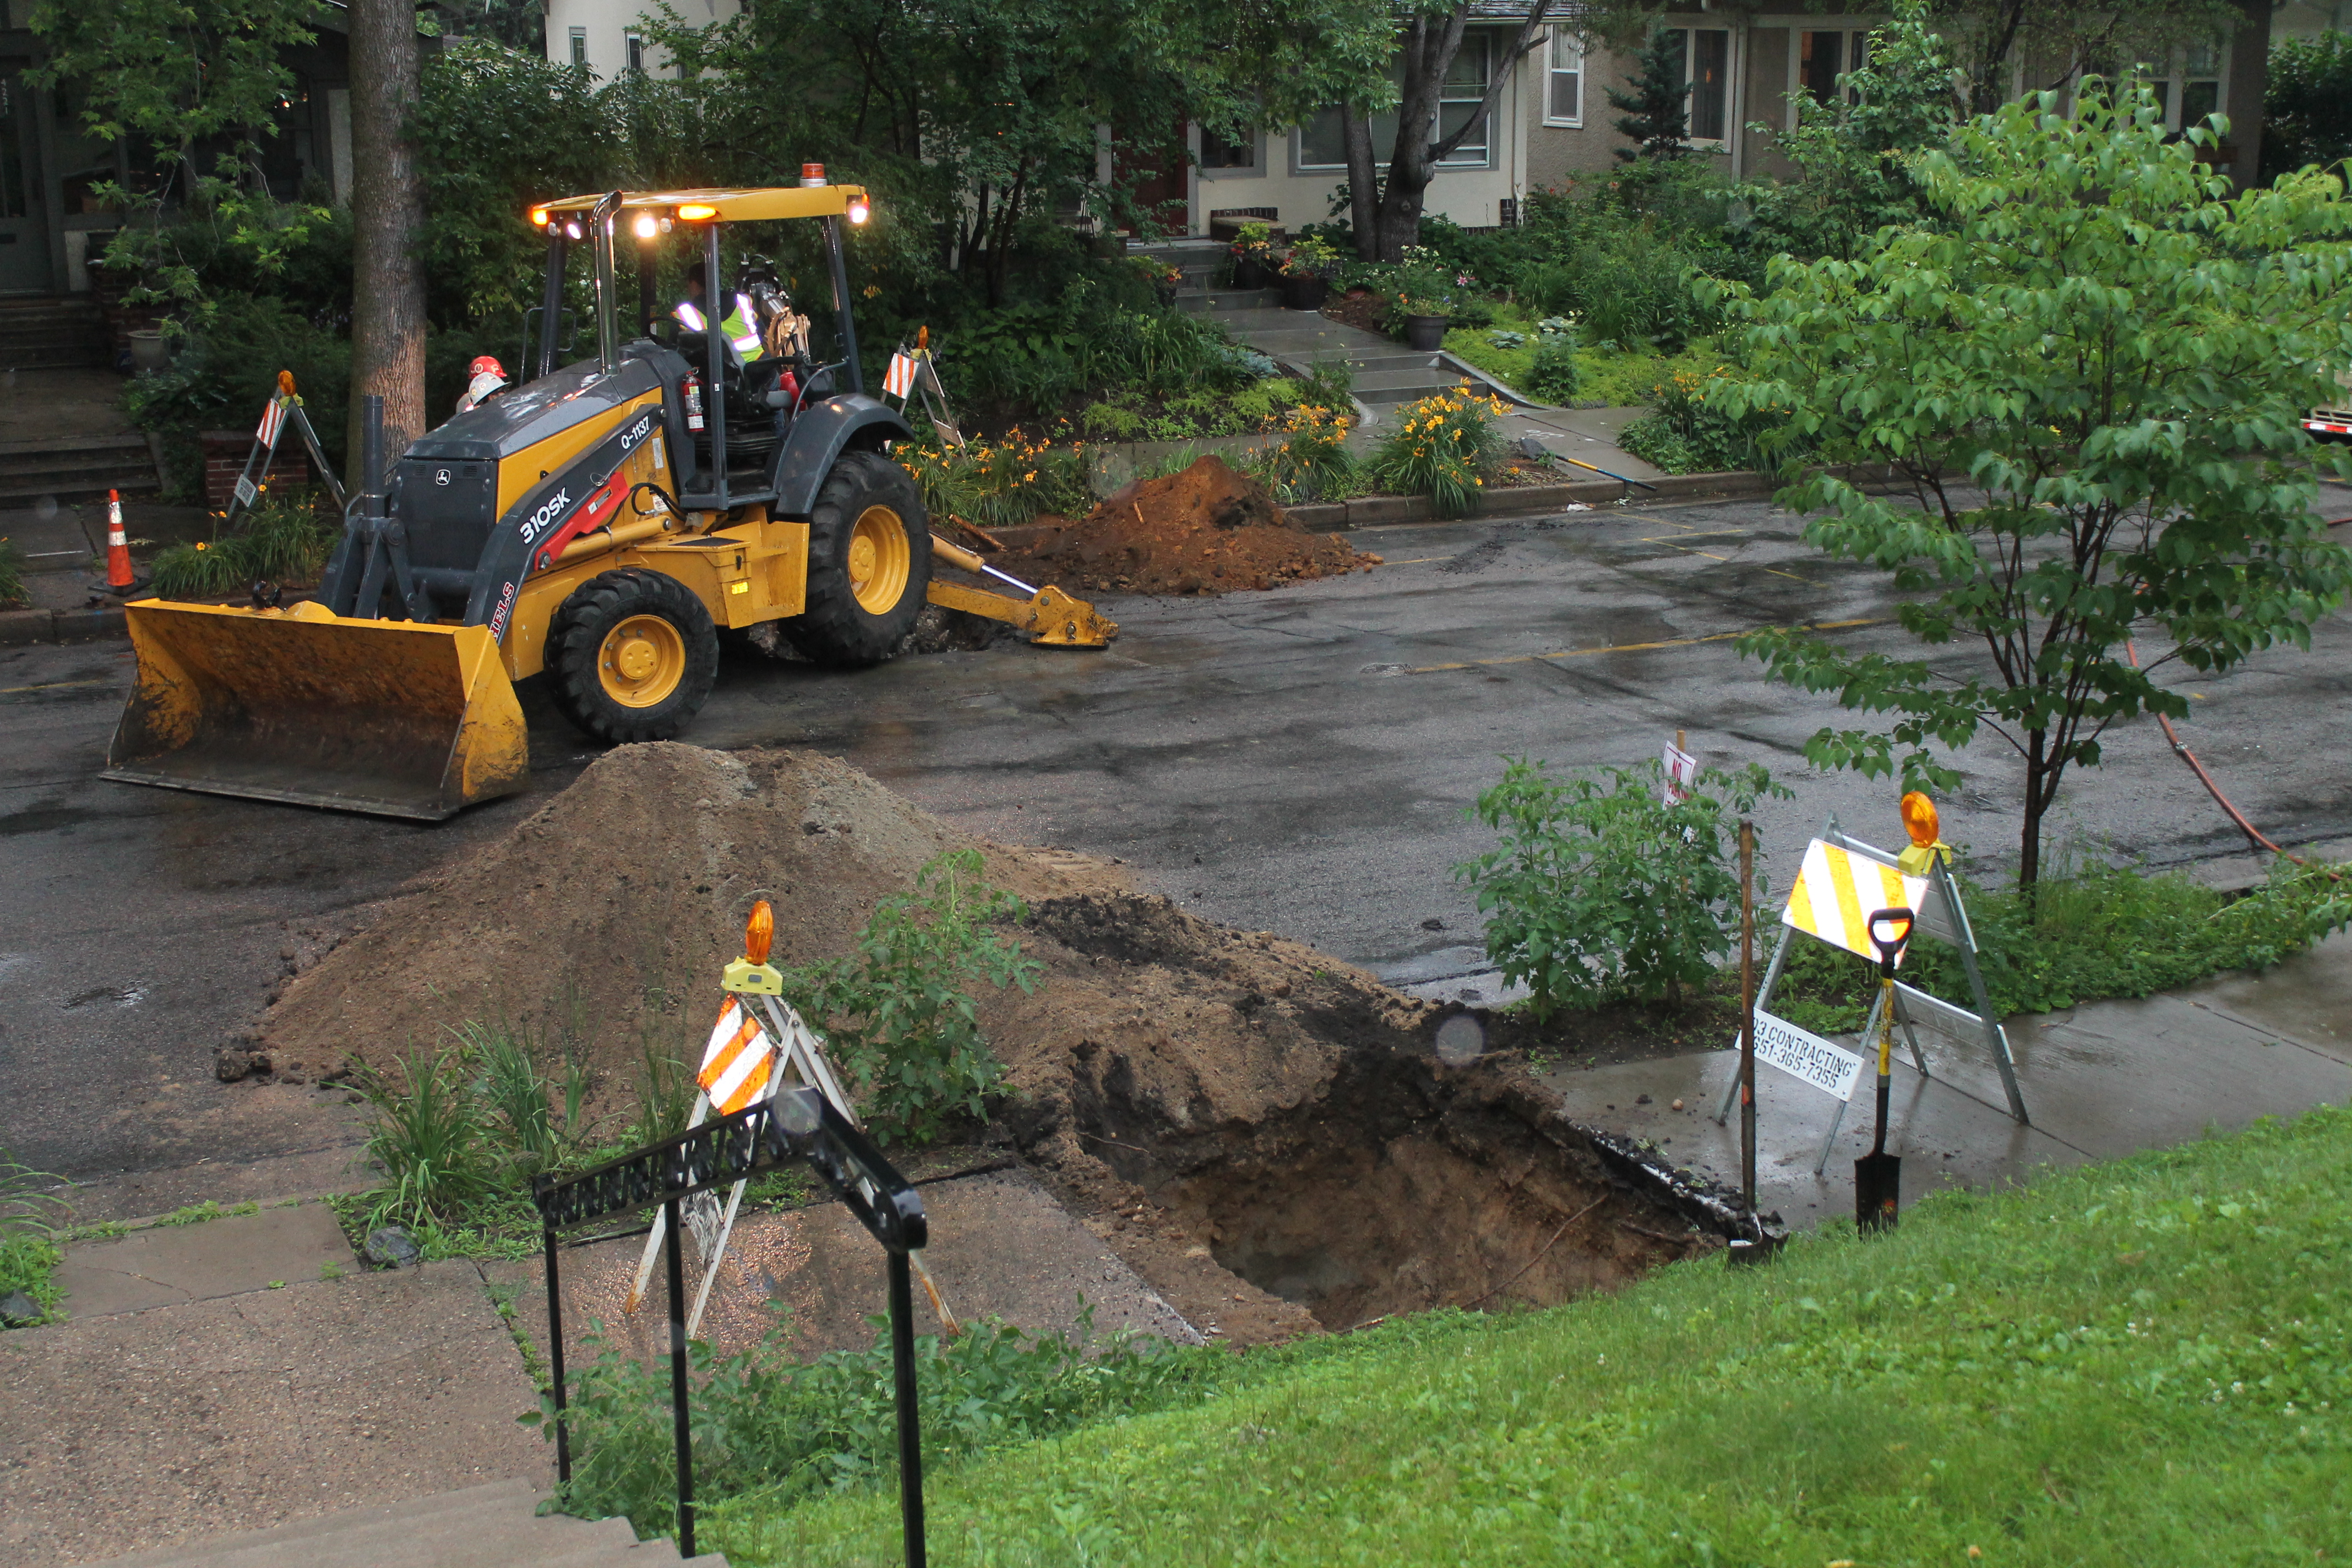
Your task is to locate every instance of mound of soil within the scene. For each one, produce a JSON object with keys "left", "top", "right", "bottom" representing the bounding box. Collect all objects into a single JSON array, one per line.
[
  {"left": 260, "top": 744, "right": 1735, "bottom": 1343},
  {"left": 986, "top": 455, "right": 1380, "bottom": 596}
]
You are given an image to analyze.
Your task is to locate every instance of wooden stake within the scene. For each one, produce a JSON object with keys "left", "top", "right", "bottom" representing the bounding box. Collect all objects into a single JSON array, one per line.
[{"left": 1739, "top": 819, "right": 1757, "bottom": 1216}]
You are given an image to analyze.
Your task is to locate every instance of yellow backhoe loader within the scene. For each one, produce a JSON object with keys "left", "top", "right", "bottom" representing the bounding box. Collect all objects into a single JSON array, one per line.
[{"left": 102, "top": 181, "right": 1114, "bottom": 821}]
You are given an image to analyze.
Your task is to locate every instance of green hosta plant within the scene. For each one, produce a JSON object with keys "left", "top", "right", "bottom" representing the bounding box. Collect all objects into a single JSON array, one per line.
[
  {"left": 1457, "top": 757, "right": 1789, "bottom": 1017},
  {"left": 787, "top": 850, "right": 1041, "bottom": 1144}
]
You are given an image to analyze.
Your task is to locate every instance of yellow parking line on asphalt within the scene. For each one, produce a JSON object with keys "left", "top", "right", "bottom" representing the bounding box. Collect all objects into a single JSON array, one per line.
[
  {"left": 1402, "top": 617, "right": 1890, "bottom": 674},
  {"left": 1, "top": 678, "right": 108, "bottom": 695}
]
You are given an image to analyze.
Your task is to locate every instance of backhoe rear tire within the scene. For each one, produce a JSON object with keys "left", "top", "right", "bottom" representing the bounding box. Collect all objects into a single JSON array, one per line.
[
  {"left": 547, "top": 568, "right": 719, "bottom": 744},
  {"left": 782, "top": 449, "right": 932, "bottom": 667}
]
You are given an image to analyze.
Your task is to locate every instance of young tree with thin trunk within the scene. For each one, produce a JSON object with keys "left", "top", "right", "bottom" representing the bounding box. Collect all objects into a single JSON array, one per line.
[
  {"left": 347, "top": 0, "right": 428, "bottom": 472},
  {"left": 1718, "top": 85, "right": 2352, "bottom": 892}
]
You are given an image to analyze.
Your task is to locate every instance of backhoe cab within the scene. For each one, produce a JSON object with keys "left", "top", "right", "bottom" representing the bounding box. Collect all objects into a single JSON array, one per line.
[{"left": 101, "top": 178, "right": 1114, "bottom": 821}]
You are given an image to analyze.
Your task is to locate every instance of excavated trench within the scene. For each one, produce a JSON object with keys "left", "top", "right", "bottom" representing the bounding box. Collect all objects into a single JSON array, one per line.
[{"left": 1032, "top": 899, "right": 1747, "bottom": 1331}]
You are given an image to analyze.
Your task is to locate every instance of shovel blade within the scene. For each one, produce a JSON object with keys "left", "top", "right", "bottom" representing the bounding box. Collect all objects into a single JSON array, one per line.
[{"left": 1854, "top": 1151, "right": 1901, "bottom": 1233}]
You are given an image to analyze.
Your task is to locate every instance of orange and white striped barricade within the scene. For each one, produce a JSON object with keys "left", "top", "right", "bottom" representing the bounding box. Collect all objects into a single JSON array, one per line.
[
  {"left": 221, "top": 372, "right": 349, "bottom": 530},
  {"left": 624, "top": 904, "right": 956, "bottom": 1339},
  {"left": 1716, "top": 814, "right": 2028, "bottom": 1173}
]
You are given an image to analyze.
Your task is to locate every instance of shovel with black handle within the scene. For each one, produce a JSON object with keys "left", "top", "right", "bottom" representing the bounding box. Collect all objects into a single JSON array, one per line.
[{"left": 1855, "top": 907, "right": 1915, "bottom": 1234}]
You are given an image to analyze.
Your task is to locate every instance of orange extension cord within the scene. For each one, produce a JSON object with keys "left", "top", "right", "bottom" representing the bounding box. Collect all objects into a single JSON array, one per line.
[{"left": 2123, "top": 513, "right": 2350, "bottom": 871}]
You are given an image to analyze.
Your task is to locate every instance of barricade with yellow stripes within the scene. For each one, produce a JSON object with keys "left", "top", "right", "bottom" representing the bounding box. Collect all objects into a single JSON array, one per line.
[{"left": 1718, "top": 815, "right": 2028, "bottom": 1150}]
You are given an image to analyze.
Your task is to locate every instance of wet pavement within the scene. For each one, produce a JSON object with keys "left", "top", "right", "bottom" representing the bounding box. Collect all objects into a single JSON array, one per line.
[{"left": 4, "top": 488, "right": 2350, "bottom": 1184}]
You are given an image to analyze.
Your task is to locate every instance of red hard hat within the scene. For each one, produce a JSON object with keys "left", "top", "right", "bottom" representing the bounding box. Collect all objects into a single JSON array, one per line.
[{"left": 468, "top": 355, "right": 506, "bottom": 379}]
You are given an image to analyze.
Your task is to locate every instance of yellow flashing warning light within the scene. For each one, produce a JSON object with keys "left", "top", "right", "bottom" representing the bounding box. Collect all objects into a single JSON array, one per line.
[
  {"left": 530, "top": 206, "right": 549, "bottom": 226},
  {"left": 677, "top": 202, "right": 718, "bottom": 221},
  {"left": 1896, "top": 791, "right": 1952, "bottom": 876},
  {"left": 723, "top": 899, "right": 783, "bottom": 994}
]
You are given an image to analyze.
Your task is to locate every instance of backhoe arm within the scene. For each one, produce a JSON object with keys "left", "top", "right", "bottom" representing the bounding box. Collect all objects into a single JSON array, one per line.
[{"left": 926, "top": 535, "right": 1117, "bottom": 649}]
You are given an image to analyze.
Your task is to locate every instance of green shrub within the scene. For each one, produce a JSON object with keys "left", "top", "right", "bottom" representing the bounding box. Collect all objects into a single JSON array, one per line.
[
  {"left": 0, "top": 536, "right": 25, "bottom": 609},
  {"left": 1456, "top": 756, "right": 1789, "bottom": 1017},
  {"left": 541, "top": 1308, "right": 1221, "bottom": 1539},
  {"left": 784, "top": 849, "right": 1041, "bottom": 1145},
  {"left": 1525, "top": 337, "right": 1581, "bottom": 404},
  {"left": 900, "top": 436, "right": 1092, "bottom": 531},
  {"left": 1368, "top": 384, "right": 1510, "bottom": 518},
  {"left": 1079, "top": 401, "right": 1144, "bottom": 440},
  {"left": 0, "top": 1149, "right": 64, "bottom": 1327},
  {"left": 149, "top": 499, "right": 339, "bottom": 600},
  {"left": 1615, "top": 411, "right": 1699, "bottom": 474},
  {"left": 1250, "top": 402, "right": 1356, "bottom": 504}
]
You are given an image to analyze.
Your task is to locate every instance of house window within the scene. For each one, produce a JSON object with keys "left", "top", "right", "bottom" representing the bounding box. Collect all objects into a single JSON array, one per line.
[
  {"left": 1299, "top": 34, "right": 1493, "bottom": 170},
  {"left": 2147, "top": 39, "right": 2225, "bottom": 133},
  {"left": 1200, "top": 124, "right": 1256, "bottom": 170},
  {"left": 1798, "top": 29, "right": 1871, "bottom": 104},
  {"left": 1545, "top": 29, "right": 1582, "bottom": 127},
  {"left": 1678, "top": 28, "right": 1730, "bottom": 143},
  {"left": 569, "top": 26, "right": 587, "bottom": 66},
  {"left": 624, "top": 31, "right": 645, "bottom": 75}
]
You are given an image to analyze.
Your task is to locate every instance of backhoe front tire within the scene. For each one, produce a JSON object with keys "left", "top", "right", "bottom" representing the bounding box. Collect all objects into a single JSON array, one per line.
[
  {"left": 783, "top": 449, "right": 932, "bottom": 667},
  {"left": 547, "top": 569, "right": 719, "bottom": 744}
]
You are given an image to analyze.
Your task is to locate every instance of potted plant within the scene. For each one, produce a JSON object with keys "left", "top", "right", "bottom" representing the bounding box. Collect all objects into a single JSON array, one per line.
[
  {"left": 1278, "top": 235, "right": 1340, "bottom": 311},
  {"left": 1389, "top": 248, "right": 1460, "bottom": 350},
  {"left": 1228, "top": 221, "right": 1276, "bottom": 289},
  {"left": 1133, "top": 254, "right": 1184, "bottom": 307}
]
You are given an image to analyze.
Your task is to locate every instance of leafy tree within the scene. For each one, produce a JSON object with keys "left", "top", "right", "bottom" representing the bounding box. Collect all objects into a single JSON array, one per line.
[
  {"left": 1606, "top": 24, "right": 1691, "bottom": 164},
  {"left": 1715, "top": 83, "right": 2352, "bottom": 891},
  {"left": 1923, "top": 0, "right": 2241, "bottom": 117},
  {"left": 27, "top": 0, "right": 323, "bottom": 182},
  {"left": 2262, "top": 31, "right": 2352, "bottom": 183},
  {"left": 1735, "top": 1, "right": 1960, "bottom": 263},
  {"left": 413, "top": 38, "right": 616, "bottom": 326}
]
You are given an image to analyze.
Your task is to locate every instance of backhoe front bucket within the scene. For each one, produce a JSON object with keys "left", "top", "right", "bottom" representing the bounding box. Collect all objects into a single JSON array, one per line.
[{"left": 101, "top": 601, "right": 529, "bottom": 821}]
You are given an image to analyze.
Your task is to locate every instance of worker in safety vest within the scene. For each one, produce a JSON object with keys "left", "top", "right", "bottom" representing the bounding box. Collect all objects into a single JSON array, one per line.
[
  {"left": 455, "top": 355, "right": 506, "bottom": 415},
  {"left": 674, "top": 263, "right": 763, "bottom": 361}
]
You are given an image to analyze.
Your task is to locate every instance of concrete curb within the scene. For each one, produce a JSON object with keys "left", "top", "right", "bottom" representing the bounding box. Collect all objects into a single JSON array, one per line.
[
  {"left": 1288, "top": 467, "right": 1776, "bottom": 532},
  {"left": 0, "top": 604, "right": 126, "bottom": 644}
]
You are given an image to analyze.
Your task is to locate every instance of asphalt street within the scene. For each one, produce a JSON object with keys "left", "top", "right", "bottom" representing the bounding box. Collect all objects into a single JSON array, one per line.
[{"left": 6, "top": 488, "right": 2349, "bottom": 1182}]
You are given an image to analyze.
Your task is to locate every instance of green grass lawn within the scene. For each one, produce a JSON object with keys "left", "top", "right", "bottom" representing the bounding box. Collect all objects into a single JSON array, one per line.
[
  {"left": 1439, "top": 306, "right": 1729, "bottom": 409},
  {"left": 703, "top": 1103, "right": 2351, "bottom": 1566}
]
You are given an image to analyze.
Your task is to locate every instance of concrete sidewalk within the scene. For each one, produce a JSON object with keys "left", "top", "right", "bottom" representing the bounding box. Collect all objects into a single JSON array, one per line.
[{"left": 1532, "top": 926, "right": 2352, "bottom": 1231}]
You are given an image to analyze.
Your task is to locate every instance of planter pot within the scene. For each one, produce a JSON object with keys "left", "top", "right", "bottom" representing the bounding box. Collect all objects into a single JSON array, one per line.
[
  {"left": 1281, "top": 274, "right": 1330, "bottom": 312},
  {"left": 1232, "top": 256, "right": 1270, "bottom": 290},
  {"left": 127, "top": 329, "right": 170, "bottom": 373},
  {"left": 1403, "top": 314, "right": 1449, "bottom": 351}
]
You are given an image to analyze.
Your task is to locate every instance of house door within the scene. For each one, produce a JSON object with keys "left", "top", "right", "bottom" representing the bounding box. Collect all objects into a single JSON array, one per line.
[
  {"left": 1116, "top": 121, "right": 1190, "bottom": 236},
  {"left": 0, "top": 74, "right": 53, "bottom": 294}
]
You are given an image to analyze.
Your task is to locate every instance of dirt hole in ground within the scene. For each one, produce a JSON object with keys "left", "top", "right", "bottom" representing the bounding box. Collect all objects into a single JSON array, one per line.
[
  {"left": 258, "top": 744, "right": 1725, "bottom": 1343},
  {"left": 1028, "top": 896, "right": 1718, "bottom": 1332}
]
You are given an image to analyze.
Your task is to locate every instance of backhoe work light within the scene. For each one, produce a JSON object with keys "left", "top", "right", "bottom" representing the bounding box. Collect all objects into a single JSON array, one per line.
[
  {"left": 677, "top": 203, "right": 718, "bottom": 221},
  {"left": 846, "top": 195, "right": 871, "bottom": 224},
  {"left": 634, "top": 213, "right": 661, "bottom": 241},
  {"left": 562, "top": 219, "right": 584, "bottom": 241}
]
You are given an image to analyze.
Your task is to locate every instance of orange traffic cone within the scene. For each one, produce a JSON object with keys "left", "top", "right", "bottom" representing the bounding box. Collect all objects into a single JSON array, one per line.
[{"left": 102, "top": 489, "right": 140, "bottom": 594}]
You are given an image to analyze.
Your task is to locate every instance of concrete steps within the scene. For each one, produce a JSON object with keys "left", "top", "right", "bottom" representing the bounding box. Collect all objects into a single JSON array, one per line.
[
  {"left": 77, "top": 1479, "right": 728, "bottom": 1568},
  {"left": 0, "top": 296, "right": 108, "bottom": 370},
  {"left": 0, "top": 431, "right": 157, "bottom": 502}
]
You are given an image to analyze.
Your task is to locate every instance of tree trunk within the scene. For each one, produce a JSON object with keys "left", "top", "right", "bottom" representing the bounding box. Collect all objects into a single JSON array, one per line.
[
  {"left": 346, "top": 0, "right": 428, "bottom": 480},
  {"left": 1342, "top": 105, "right": 1379, "bottom": 261},
  {"left": 1374, "top": 13, "right": 1453, "bottom": 261},
  {"left": 2018, "top": 729, "right": 2049, "bottom": 904}
]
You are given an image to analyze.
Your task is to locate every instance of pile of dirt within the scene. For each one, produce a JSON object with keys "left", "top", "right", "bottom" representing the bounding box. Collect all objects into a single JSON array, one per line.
[
  {"left": 259, "top": 743, "right": 1732, "bottom": 1342},
  {"left": 986, "top": 455, "right": 1380, "bottom": 596}
]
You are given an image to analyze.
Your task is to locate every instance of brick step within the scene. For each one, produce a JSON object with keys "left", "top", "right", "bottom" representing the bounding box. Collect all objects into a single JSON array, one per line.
[{"left": 0, "top": 472, "right": 159, "bottom": 504}]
